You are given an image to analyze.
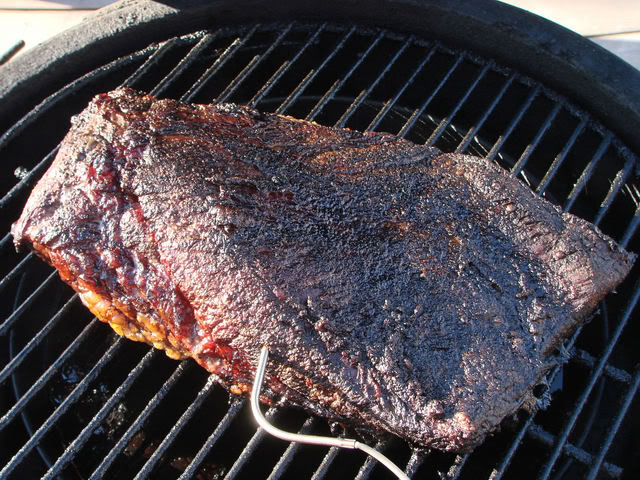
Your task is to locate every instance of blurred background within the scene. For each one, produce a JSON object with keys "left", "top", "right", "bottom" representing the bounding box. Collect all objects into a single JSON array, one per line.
[{"left": 0, "top": 0, "right": 639, "bottom": 70}]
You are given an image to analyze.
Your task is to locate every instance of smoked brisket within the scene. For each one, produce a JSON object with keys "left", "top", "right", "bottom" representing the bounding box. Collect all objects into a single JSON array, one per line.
[{"left": 12, "top": 88, "right": 636, "bottom": 451}]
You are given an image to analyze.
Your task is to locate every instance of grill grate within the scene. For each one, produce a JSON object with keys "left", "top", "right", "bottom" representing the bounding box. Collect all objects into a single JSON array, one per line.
[
  {"left": 1, "top": 22, "right": 639, "bottom": 479},
  {"left": 90, "top": 361, "right": 193, "bottom": 479}
]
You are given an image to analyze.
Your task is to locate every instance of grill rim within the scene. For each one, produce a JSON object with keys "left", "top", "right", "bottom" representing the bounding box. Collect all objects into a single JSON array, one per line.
[{"left": 0, "top": 0, "right": 639, "bottom": 154}]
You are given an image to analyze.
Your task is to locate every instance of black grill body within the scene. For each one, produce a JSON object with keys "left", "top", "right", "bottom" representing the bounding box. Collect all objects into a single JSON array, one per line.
[{"left": 0, "top": 2, "right": 639, "bottom": 479}]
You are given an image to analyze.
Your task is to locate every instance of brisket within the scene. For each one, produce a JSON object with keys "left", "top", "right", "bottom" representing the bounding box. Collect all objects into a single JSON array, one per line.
[{"left": 11, "top": 88, "right": 636, "bottom": 451}]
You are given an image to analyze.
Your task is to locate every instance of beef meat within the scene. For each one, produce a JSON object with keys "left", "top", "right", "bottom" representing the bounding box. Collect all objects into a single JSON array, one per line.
[{"left": 11, "top": 88, "right": 636, "bottom": 451}]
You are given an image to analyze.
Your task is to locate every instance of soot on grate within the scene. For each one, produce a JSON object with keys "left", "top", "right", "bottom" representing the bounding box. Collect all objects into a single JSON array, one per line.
[{"left": 0, "top": 23, "right": 639, "bottom": 480}]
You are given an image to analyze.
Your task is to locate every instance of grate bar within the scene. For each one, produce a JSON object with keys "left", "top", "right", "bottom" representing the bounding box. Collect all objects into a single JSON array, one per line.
[
  {"left": 276, "top": 25, "right": 357, "bottom": 115},
  {"left": 538, "top": 281, "right": 640, "bottom": 479},
  {"left": 306, "top": 31, "right": 385, "bottom": 122},
  {"left": 445, "top": 454, "right": 470, "bottom": 480},
  {"left": 177, "top": 397, "right": 244, "bottom": 480},
  {"left": 0, "top": 336, "right": 124, "bottom": 477},
  {"left": 593, "top": 156, "right": 636, "bottom": 226},
  {"left": 0, "top": 39, "right": 24, "bottom": 65},
  {"left": 398, "top": 54, "right": 464, "bottom": 138},
  {"left": 585, "top": 366, "right": 640, "bottom": 480},
  {"left": 0, "top": 293, "right": 78, "bottom": 385},
  {"left": 455, "top": 73, "right": 516, "bottom": 153},
  {"left": 366, "top": 45, "right": 436, "bottom": 132},
  {"left": 0, "top": 316, "right": 98, "bottom": 431},
  {"left": 571, "top": 348, "right": 633, "bottom": 384},
  {"left": 0, "top": 232, "right": 13, "bottom": 250},
  {"left": 133, "top": 374, "right": 217, "bottom": 480},
  {"left": 0, "top": 146, "right": 59, "bottom": 211},
  {"left": 0, "top": 251, "right": 35, "bottom": 296},
  {"left": 217, "top": 54, "right": 262, "bottom": 101},
  {"left": 276, "top": 69, "right": 313, "bottom": 113},
  {"left": 354, "top": 439, "right": 390, "bottom": 480},
  {"left": 182, "top": 25, "right": 260, "bottom": 103},
  {"left": 492, "top": 325, "right": 583, "bottom": 480},
  {"left": 425, "top": 62, "right": 491, "bottom": 147},
  {"left": 0, "top": 269, "right": 58, "bottom": 337},
  {"left": 485, "top": 84, "right": 541, "bottom": 162},
  {"left": 403, "top": 450, "right": 425, "bottom": 478},
  {"left": 510, "top": 102, "right": 562, "bottom": 177},
  {"left": 562, "top": 132, "right": 613, "bottom": 213},
  {"left": 224, "top": 407, "right": 278, "bottom": 480},
  {"left": 216, "top": 24, "right": 293, "bottom": 103},
  {"left": 310, "top": 441, "right": 342, "bottom": 480},
  {"left": 43, "top": 348, "right": 159, "bottom": 479},
  {"left": 335, "top": 37, "right": 412, "bottom": 128},
  {"left": 249, "top": 23, "right": 326, "bottom": 107},
  {"left": 89, "top": 360, "right": 191, "bottom": 480},
  {"left": 150, "top": 32, "right": 218, "bottom": 97},
  {"left": 266, "top": 416, "right": 317, "bottom": 480},
  {"left": 492, "top": 415, "right": 536, "bottom": 480},
  {"left": 122, "top": 39, "right": 178, "bottom": 88},
  {"left": 620, "top": 209, "right": 640, "bottom": 249},
  {"left": 251, "top": 60, "right": 291, "bottom": 107},
  {"left": 527, "top": 423, "right": 622, "bottom": 478},
  {"left": 536, "top": 118, "right": 587, "bottom": 195}
]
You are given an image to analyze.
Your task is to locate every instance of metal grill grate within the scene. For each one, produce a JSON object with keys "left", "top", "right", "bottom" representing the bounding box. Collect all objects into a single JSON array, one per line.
[{"left": 0, "top": 23, "right": 639, "bottom": 480}]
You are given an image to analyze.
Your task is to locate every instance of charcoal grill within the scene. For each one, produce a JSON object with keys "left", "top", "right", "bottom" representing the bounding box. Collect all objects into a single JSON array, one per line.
[{"left": 1, "top": 1, "right": 639, "bottom": 479}]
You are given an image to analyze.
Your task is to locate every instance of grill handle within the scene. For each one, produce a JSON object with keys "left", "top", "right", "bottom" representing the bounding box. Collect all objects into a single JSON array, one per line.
[{"left": 251, "top": 345, "right": 411, "bottom": 480}]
